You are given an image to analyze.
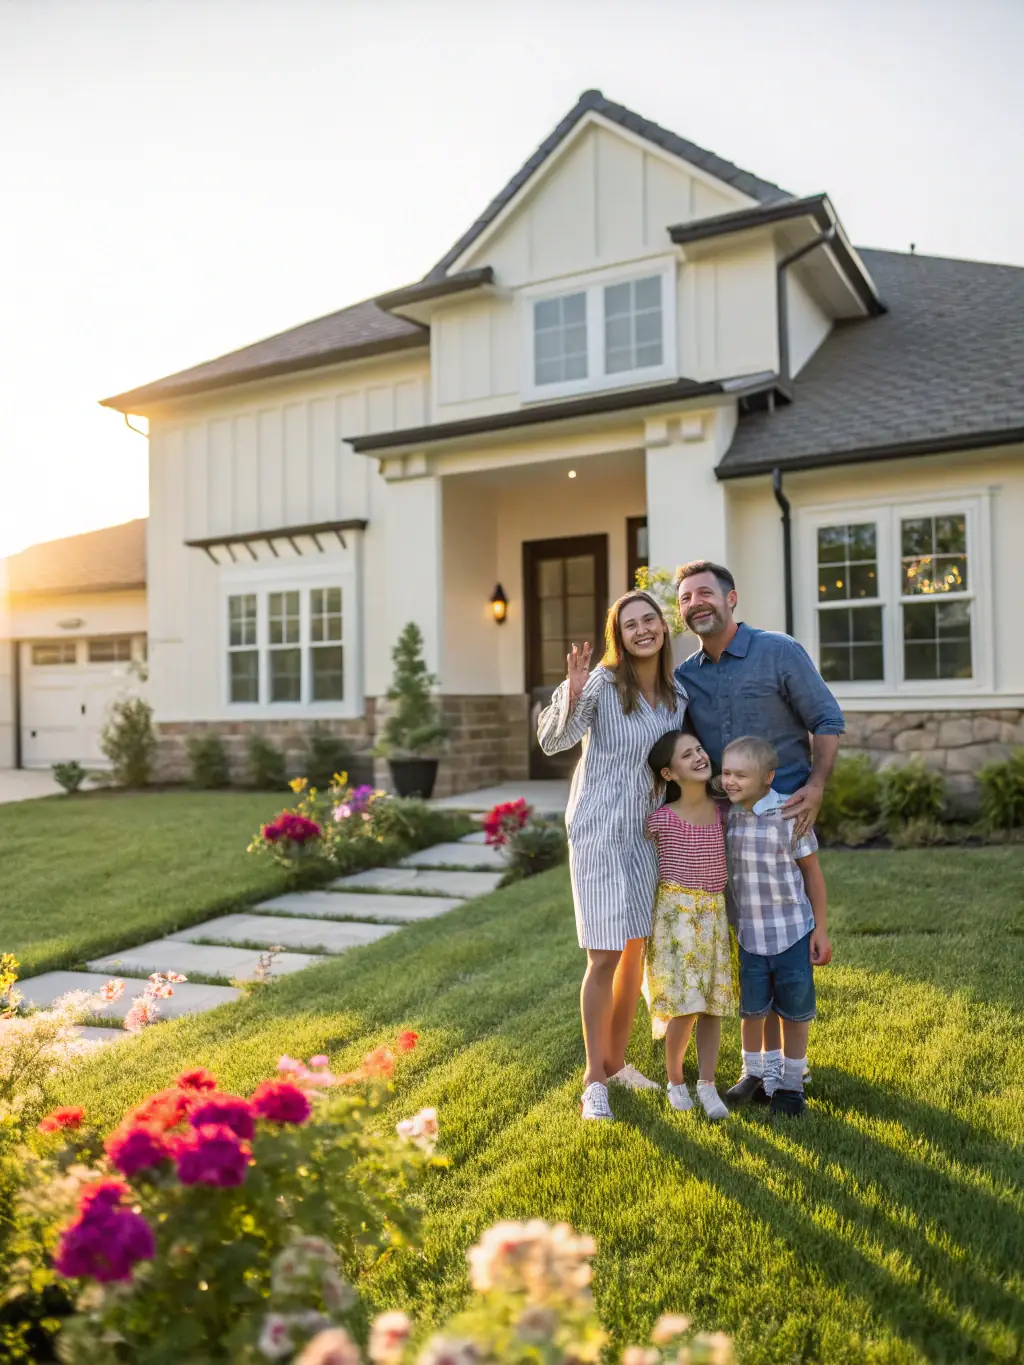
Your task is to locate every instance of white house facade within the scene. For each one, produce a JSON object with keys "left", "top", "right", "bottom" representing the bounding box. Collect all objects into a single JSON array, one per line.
[{"left": 19, "top": 90, "right": 1022, "bottom": 803}]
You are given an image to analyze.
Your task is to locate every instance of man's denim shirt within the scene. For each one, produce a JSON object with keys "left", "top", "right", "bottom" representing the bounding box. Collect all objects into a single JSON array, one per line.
[{"left": 674, "top": 623, "right": 845, "bottom": 794}]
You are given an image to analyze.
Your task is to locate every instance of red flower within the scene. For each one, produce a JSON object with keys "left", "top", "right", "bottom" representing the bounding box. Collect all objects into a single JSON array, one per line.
[
  {"left": 250, "top": 1079, "right": 312, "bottom": 1125},
  {"left": 174, "top": 1123, "right": 251, "bottom": 1187},
  {"left": 38, "top": 1106, "right": 85, "bottom": 1134},
  {"left": 396, "top": 1031, "right": 419, "bottom": 1054},
  {"left": 177, "top": 1067, "right": 218, "bottom": 1092},
  {"left": 125, "top": 1086, "right": 195, "bottom": 1132},
  {"left": 104, "top": 1124, "right": 171, "bottom": 1177},
  {"left": 189, "top": 1093, "right": 255, "bottom": 1141},
  {"left": 361, "top": 1046, "right": 396, "bottom": 1079},
  {"left": 262, "top": 813, "right": 321, "bottom": 845}
]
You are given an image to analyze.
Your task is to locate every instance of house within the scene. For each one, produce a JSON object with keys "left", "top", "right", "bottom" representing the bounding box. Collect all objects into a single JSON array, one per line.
[
  {"left": 0, "top": 520, "right": 147, "bottom": 768},
  {"left": 14, "top": 90, "right": 1024, "bottom": 803}
]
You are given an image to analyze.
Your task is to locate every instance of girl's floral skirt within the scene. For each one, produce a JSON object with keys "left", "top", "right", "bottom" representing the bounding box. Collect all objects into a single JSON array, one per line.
[{"left": 642, "top": 882, "right": 738, "bottom": 1038}]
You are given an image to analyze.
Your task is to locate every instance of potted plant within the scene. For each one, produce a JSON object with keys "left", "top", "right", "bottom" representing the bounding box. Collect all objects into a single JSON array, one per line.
[{"left": 374, "top": 622, "right": 448, "bottom": 798}]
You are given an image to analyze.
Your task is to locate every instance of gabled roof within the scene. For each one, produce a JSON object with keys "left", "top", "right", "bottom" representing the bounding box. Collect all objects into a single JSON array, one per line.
[
  {"left": 6, "top": 519, "right": 147, "bottom": 597},
  {"left": 719, "top": 249, "right": 1024, "bottom": 476},
  {"left": 424, "top": 88, "right": 793, "bottom": 281},
  {"left": 101, "top": 299, "right": 426, "bottom": 413}
]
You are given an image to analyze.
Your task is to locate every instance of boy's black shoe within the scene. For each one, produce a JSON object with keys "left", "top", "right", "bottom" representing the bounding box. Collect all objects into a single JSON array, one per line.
[
  {"left": 769, "top": 1087, "right": 807, "bottom": 1117},
  {"left": 725, "top": 1075, "right": 769, "bottom": 1109}
]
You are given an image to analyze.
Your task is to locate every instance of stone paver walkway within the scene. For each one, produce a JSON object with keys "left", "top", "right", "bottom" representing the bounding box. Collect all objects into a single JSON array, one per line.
[{"left": 17, "top": 829, "right": 509, "bottom": 1044}]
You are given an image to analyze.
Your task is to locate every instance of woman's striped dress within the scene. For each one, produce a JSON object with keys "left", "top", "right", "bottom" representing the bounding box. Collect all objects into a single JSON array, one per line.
[{"left": 537, "top": 666, "right": 688, "bottom": 951}]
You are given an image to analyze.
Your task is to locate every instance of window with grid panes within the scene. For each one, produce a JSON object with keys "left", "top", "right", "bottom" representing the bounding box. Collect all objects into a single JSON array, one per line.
[
  {"left": 87, "top": 637, "right": 132, "bottom": 664},
  {"left": 533, "top": 293, "right": 588, "bottom": 386},
  {"left": 310, "top": 587, "right": 344, "bottom": 700},
  {"left": 900, "top": 514, "right": 972, "bottom": 679},
  {"left": 816, "top": 522, "right": 884, "bottom": 682},
  {"left": 268, "top": 591, "right": 301, "bottom": 701},
  {"left": 227, "top": 594, "right": 259, "bottom": 702},
  {"left": 604, "top": 276, "right": 663, "bottom": 374},
  {"left": 31, "top": 641, "right": 77, "bottom": 666}
]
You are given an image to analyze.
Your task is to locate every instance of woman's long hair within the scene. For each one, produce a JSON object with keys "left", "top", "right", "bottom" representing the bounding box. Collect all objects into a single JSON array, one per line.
[{"left": 600, "top": 590, "right": 677, "bottom": 716}]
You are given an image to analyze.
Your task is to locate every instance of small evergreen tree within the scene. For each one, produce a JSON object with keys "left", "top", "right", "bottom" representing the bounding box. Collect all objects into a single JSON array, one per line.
[
  {"left": 100, "top": 696, "right": 156, "bottom": 787},
  {"left": 376, "top": 622, "right": 448, "bottom": 756}
]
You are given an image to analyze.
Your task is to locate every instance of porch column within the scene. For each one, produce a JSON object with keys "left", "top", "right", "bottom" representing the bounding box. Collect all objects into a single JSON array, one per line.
[
  {"left": 644, "top": 410, "right": 730, "bottom": 577},
  {"left": 383, "top": 470, "right": 443, "bottom": 679}
]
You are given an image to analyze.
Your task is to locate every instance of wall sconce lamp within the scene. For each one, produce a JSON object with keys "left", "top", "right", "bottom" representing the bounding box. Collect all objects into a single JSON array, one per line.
[{"left": 490, "top": 584, "right": 508, "bottom": 624}]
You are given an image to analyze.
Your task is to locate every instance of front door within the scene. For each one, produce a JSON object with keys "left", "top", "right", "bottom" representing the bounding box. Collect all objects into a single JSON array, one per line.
[{"left": 523, "top": 534, "right": 609, "bottom": 779}]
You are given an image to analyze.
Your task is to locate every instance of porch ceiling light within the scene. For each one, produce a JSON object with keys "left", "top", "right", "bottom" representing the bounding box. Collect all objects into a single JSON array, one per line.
[
  {"left": 568, "top": 469, "right": 577, "bottom": 478},
  {"left": 490, "top": 583, "right": 508, "bottom": 624}
]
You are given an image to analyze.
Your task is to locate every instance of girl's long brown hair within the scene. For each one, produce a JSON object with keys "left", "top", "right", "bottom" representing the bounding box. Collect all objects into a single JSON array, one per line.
[{"left": 600, "top": 590, "right": 677, "bottom": 716}]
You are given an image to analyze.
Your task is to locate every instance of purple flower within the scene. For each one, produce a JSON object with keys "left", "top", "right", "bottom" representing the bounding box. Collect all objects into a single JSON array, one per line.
[
  {"left": 189, "top": 1093, "right": 255, "bottom": 1140},
  {"left": 104, "top": 1124, "right": 171, "bottom": 1177},
  {"left": 54, "top": 1189, "right": 155, "bottom": 1283},
  {"left": 174, "top": 1123, "right": 251, "bottom": 1187}
]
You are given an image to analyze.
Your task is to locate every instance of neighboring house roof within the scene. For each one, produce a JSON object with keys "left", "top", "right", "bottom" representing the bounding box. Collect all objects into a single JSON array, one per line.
[
  {"left": 100, "top": 91, "right": 791, "bottom": 412},
  {"left": 101, "top": 299, "right": 426, "bottom": 412},
  {"left": 719, "top": 248, "right": 1024, "bottom": 477},
  {"left": 424, "top": 88, "right": 793, "bottom": 281},
  {"left": 5, "top": 519, "right": 147, "bottom": 597}
]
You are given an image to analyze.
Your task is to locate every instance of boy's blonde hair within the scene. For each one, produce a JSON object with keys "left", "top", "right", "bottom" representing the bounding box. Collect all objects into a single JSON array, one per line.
[{"left": 722, "top": 735, "right": 778, "bottom": 777}]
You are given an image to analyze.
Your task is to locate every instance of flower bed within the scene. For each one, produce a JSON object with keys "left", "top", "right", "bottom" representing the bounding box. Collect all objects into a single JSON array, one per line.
[{"left": 483, "top": 799, "right": 567, "bottom": 883}]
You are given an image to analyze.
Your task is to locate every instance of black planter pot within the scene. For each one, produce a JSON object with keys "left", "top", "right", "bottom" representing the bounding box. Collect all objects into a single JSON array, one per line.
[{"left": 388, "top": 758, "right": 439, "bottom": 799}]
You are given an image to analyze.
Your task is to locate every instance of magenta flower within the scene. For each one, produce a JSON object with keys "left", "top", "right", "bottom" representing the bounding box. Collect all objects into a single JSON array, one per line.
[
  {"left": 54, "top": 1183, "right": 155, "bottom": 1284},
  {"left": 251, "top": 1079, "right": 312, "bottom": 1125},
  {"left": 78, "top": 1178, "right": 131, "bottom": 1214},
  {"left": 189, "top": 1093, "right": 255, "bottom": 1141},
  {"left": 104, "top": 1124, "right": 171, "bottom": 1177},
  {"left": 174, "top": 1123, "right": 251, "bottom": 1187},
  {"left": 263, "top": 813, "right": 321, "bottom": 844}
]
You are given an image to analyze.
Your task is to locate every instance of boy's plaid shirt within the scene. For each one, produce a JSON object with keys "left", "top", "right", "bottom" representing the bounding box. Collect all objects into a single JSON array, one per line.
[{"left": 727, "top": 789, "right": 817, "bottom": 956}]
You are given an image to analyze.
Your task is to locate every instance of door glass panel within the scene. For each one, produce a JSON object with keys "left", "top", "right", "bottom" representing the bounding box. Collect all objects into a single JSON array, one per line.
[
  {"left": 565, "top": 556, "right": 594, "bottom": 595},
  {"left": 540, "top": 598, "right": 565, "bottom": 639},
  {"left": 538, "top": 560, "right": 564, "bottom": 598}
]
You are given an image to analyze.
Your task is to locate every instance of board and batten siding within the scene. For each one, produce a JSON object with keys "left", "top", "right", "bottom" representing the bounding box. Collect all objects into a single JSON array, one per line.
[{"left": 147, "top": 356, "right": 429, "bottom": 722}]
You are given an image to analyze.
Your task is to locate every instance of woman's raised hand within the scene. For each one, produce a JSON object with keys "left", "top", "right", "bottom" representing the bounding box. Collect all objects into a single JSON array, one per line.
[{"left": 567, "top": 641, "right": 592, "bottom": 706}]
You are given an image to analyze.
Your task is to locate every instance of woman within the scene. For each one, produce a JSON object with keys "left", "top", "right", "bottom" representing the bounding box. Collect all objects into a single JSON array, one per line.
[{"left": 537, "top": 590, "right": 688, "bottom": 1121}]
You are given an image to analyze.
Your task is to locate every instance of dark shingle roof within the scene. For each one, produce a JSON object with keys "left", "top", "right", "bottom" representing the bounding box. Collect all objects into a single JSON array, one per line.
[
  {"left": 425, "top": 89, "right": 792, "bottom": 281},
  {"left": 101, "top": 300, "right": 426, "bottom": 412},
  {"left": 720, "top": 249, "right": 1024, "bottom": 476},
  {"left": 7, "top": 519, "right": 147, "bottom": 596}
]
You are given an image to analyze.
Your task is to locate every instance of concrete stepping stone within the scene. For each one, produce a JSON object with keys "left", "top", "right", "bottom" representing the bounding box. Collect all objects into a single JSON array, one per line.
[
  {"left": 258, "top": 891, "right": 465, "bottom": 923},
  {"left": 459, "top": 831, "right": 488, "bottom": 844},
  {"left": 332, "top": 866, "right": 502, "bottom": 898},
  {"left": 169, "top": 913, "right": 398, "bottom": 955},
  {"left": 76, "top": 1026, "right": 130, "bottom": 1045},
  {"left": 18, "top": 971, "right": 241, "bottom": 1020},
  {"left": 88, "top": 941, "right": 321, "bottom": 984},
  {"left": 401, "top": 840, "right": 506, "bottom": 871}
]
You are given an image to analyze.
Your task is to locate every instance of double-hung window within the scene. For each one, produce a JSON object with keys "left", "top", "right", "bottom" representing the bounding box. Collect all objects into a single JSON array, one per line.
[
  {"left": 225, "top": 584, "right": 348, "bottom": 707},
  {"left": 228, "top": 594, "right": 259, "bottom": 702},
  {"left": 806, "top": 497, "right": 987, "bottom": 692},
  {"left": 525, "top": 262, "right": 675, "bottom": 400}
]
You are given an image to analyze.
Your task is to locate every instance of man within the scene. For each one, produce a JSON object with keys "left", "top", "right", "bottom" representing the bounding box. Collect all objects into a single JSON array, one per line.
[{"left": 673, "top": 560, "right": 844, "bottom": 1104}]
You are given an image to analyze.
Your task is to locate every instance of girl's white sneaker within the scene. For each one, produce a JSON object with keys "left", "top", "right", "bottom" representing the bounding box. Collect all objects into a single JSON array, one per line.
[
  {"left": 608, "top": 1063, "right": 660, "bottom": 1091},
  {"left": 581, "top": 1081, "right": 614, "bottom": 1121},
  {"left": 696, "top": 1081, "right": 730, "bottom": 1120},
  {"left": 666, "top": 1082, "right": 693, "bottom": 1112}
]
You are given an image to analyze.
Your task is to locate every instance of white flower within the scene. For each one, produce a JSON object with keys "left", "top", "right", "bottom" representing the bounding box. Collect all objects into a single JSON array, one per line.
[
  {"left": 321, "top": 1266, "right": 356, "bottom": 1313},
  {"left": 651, "top": 1314, "right": 691, "bottom": 1345},
  {"left": 416, "top": 1337, "right": 478, "bottom": 1365},
  {"left": 258, "top": 1313, "right": 295, "bottom": 1361},
  {"left": 295, "top": 1328, "right": 362, "bottom": 1365},
  {"left": 369, "top": 1310, "right": 411, "bottom": 1363},
  {"left": 395, "top": 1107, "right": 439, "bottom": 1154}
]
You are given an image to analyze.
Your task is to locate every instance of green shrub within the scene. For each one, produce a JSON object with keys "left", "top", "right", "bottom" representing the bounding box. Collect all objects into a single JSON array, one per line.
[
  {"left": 816, "top": 754, "right": 881, "bottom": 841},
  {"left": 186, "top": 734, "right": 230, "bottom": 789},
  {"left": 832, "top": 818, "right": 882, "bottom": 848},
  {"left": 99, "top": 696, "right": 156, "bottom": 788},
  {"left": 889, "top": 816, "right": 949, "bottom": 849},
  {"left": 504, "top": 820, "right": 568, "bottom": 880},
  {"left": 879, "top": 759, "right": 946, "bottom": 828},
  {"left": 305, "top": 731, "right": 354, "bottom": 790},
  {"left": 246, "top": 736, "right": 288, "bottom": 791},
  {"left": 978, "top": 747, "right": 1024, "bottom": 831},
  {"left": 51, "top": 761, "right": 86, "bottom": 795}
]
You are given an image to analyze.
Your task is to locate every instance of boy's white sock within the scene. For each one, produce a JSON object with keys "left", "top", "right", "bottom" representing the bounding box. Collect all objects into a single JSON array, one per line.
[
  {"left": 696, "top": 1081, "right": 729, "bottom": 1120},
  {"left": 782, "top": 1055, "right": 807, "bottom": 1093},
  {"left": 741, "top": 1050, "right": 764, "bottom": 1079},
  {"left": 762, "top": 1049, "right": 784, "bottom": 1096}
]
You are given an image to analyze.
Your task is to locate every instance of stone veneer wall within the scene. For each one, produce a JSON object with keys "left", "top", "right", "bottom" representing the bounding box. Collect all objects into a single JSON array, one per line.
[
  {"left": 842, "top": 708, "right": 1023, "bottom": 813},
  {"left": 155, "top": 693, "right": 530, "bottom": 798}
]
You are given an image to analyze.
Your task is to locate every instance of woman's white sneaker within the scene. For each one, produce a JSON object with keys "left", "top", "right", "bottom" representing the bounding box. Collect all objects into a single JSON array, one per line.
[
  {"left": 696, "top": 1081, "right": 730, "bottom": 1120},
  {"left": 666, "top": 1082, "right": 693, "bottom": 1112},
  {"left": 581, "top": 1081, "right": 614, "bottom": 1120},
  {"left": 608, "top": 1063, "right": 660, "bottom": 1091}
]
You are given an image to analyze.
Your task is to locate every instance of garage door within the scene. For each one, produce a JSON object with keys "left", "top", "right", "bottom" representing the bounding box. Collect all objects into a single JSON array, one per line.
[{"left": 20, "top": 636, "right": 147, "bottom": 769}]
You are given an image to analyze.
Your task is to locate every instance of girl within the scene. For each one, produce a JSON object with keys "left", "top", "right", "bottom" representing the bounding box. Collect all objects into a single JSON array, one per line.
[
  {"left": 537, "top": 591, "right": 688, "bottom": 1122},
  {"left": 643, "top": 728, "right": 736, "bottom": 1119}
]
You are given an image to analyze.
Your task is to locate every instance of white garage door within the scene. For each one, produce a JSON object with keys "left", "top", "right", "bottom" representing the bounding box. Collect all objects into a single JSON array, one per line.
[{"left": 20, "top": 636, "right": 147, "bottom": 769}]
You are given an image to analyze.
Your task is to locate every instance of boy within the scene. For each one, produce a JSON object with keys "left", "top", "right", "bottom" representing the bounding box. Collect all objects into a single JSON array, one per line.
[{"left": 720, "top": 736, "right": 831, "bottom": 1116}]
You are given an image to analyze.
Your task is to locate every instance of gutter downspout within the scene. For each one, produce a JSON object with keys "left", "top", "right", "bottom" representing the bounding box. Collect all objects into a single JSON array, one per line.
[
  {"left": 772, "top": 469, "right": 794, "bottom": 637},
  {"left": 12, "top": 640, "right": 22, "bottom": 770}
]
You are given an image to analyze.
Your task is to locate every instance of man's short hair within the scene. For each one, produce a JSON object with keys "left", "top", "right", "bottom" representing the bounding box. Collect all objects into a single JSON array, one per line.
[
  {"left": 722, "top": 735, "right": 778, "bottom": 776},
  {"left": 674, "top": 560, "right": 736, "bottom": 595}
]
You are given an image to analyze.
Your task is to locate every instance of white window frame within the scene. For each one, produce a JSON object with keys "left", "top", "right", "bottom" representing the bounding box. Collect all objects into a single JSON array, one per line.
[
  {"left": 220, "top": 556, "right": 362, "bottom": 719},
  {"left": 796, "top": 492, "right": 994, "bottom": 699},
  {"left": 520, "top": 256, "right": 678, "bottom": 402}
]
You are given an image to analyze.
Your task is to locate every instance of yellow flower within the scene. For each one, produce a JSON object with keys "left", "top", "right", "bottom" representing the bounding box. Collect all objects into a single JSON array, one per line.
[
  {"left": 289, "top": 777, "right": 308, "bottom": 793},
  {"left": 332, "top": 772, "right": 348, "bottom": 788}
]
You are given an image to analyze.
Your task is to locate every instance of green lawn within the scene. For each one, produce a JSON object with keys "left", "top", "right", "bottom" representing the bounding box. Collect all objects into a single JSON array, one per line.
[
  {"left": 51, "top": 846, "right": 1024, "bottom": 1364},
  {"left": 1, "top": 791, "right": 293, "bottom": 977}
]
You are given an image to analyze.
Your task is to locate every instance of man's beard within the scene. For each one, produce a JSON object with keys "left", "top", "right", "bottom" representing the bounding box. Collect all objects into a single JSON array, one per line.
[{"left": 685, "top": 606, "right": 724, "bottom": 635}]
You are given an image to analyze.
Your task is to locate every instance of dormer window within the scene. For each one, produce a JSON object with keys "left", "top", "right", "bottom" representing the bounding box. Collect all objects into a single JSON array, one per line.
[{"left": 524, "top": 260, "right": 675, "bottom": 401}]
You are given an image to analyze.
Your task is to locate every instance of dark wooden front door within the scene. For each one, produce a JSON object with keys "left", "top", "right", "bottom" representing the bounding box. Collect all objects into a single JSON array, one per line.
[{"left": 523, "top": 534, "right": 609, "bottom": 779}]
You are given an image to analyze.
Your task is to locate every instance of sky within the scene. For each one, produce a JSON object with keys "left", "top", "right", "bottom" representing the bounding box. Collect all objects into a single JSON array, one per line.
[{"left": 1, "top": 0, "right": 1022, "bottom": 559}]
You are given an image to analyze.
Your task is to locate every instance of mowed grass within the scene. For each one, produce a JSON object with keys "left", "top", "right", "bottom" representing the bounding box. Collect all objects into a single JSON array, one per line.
[
  {"left": 1, "top": 791, "right": 291, "bottom": 977},
  {"left": 53, "top": 847, "right": 1024, "bottom": 1364}
]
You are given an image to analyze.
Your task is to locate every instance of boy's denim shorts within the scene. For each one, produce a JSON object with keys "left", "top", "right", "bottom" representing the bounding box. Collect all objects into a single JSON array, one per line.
[{"left": 738, "top": 931, "right": 817, "bottom": 1023}]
